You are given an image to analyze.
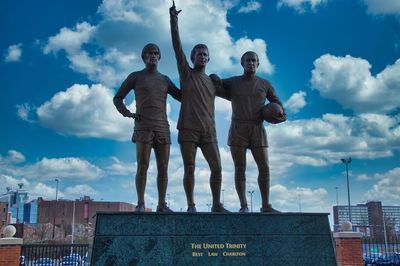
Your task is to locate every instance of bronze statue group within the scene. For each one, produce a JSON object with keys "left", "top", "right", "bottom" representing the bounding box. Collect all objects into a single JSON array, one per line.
[{"left": 113, "top": 2, "right": 286, "bottom": 213}]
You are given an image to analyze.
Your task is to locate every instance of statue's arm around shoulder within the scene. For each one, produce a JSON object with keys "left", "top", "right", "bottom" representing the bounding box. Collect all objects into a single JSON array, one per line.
[
  {"left": 166, "top": 75, "right": 182, "bottom": 102},
  {"left": 113, "top": 72, "right": 139, "bottom": 119},
  {"left": 210, "top": 74, "right": 231, "bottom": 101}
]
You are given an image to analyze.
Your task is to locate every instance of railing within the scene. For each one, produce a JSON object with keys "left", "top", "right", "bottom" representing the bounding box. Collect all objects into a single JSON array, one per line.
[
  {"left": 362, "top": 236, "right": 400, "bottom": 265},
  {"left": 20, "top": 244, "right": 89, "bottom": 266}
]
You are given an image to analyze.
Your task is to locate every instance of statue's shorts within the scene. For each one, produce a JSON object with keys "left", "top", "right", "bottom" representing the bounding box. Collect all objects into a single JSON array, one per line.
[
  {"left": 228, "top": 122, "right": 268, "bottom": 148},
  {"left": 132, "top": 130, "right": 171, "bottom": 146},
  {"left": 178, "top": 129, "right": 217, "bottom": 145}
]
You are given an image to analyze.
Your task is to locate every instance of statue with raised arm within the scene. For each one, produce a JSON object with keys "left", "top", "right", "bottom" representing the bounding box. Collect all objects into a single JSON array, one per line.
[
  {"left": 213, "top": 51, "right": 286, "bottom": 213},
  {"left": 113, "top": 43, "right": 181, "bottom": 212},
  {"left": 169, "top": 1, "right": 228, "bottom": 212}
]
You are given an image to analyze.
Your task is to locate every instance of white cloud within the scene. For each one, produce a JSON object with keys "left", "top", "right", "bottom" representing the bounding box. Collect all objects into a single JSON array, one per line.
[
  {"left": 43, "top": 0, "right": 273, "bottom": 87},
  {"left": 364, "top": 168, "right": 400, "bottom": 204},
  {"left": 268, "top": 113, "right": 400, "bottom": 166},
  {"left": 284, "top": 90, "right": 306, "bottom": 113},
  {"left": 356, "top": 174, "right": 371, "bottom": 181},
  {"left": 7, "top": 150, "right": 26, "bottom": 163},
  {"left": 106, "top": 157, "right": 135, "bottom": 175},
  {"left": 271, "top": 184, "right": 328, "bottom": 211},
  {"left": 35, "top": 83, "right": 134, "bottom": 141},
  {"left": 238, "top": 1, "right": 262, "bottom": 13},
  {"left": 0, "top": 175, "right": 30, "bottom": 192},
  {"left": 311, "top": 54, "right": 400, "bottom": 114},
  {"left": 22, "top": 157, "right": 104, "bottom": 181},
  {"left": 0, "top": 151, "right": 105, "bottom": 200},
  {"left": 64, "top": 184, "right": 99, "bottom": 198},
  {"left": 21, "top": 82, "right": 179, "bottom": 141},
  {"left": 277, "top": 0, "right": 327, "bottom": 13},
  {"left": 1, "top": 153, "right": 103, "bottom": 182},
  {"left": 97, "top": 0, "right": 142, "bottom": 23},
  {"left": 44, "top": 22, "right": 96, "bottom": 54},
  {"left": 4, "top": 43, "right": 22, "bottom": 62},
  {"left": 363, "top": 0, "right": 400, "bottom": 15},
  {"left": 0, "top": 173, "right": 99, "bottom": 200},
  {"left": 30, "top": 183, "right": 59, "bottom": 200},
  {"left": 0, "top": 150, "right": 26, "bottom": 164},
  {"left": 16, "top": 103, "right": 36, "bottom": 123},
  {"left": 43, "top": 21, "right": 136, "bottom": 87},
  {"left": 0, "top": 175, "right": 58, "bottom": 200}
]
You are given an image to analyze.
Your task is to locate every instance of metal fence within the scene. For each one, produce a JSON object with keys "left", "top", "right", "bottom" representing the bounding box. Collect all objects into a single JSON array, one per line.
[
  {"left": 20, "top": 244, "right": 89, "bottom": 266},
  {"left": 362, "top": 236, "right": 400, "bottom": 265}
]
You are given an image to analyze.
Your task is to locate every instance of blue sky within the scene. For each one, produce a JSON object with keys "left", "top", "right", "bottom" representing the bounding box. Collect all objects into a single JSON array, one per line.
[{"left": 1, "top": 0, "right": 399, "bottom": 221}]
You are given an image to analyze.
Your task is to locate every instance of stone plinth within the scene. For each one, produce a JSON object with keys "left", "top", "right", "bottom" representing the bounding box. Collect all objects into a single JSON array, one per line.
[{"left": 91, "top": 212, "right": 336, "bottom": 266}]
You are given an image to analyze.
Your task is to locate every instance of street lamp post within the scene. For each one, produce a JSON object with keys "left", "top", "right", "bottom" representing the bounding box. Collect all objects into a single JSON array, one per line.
[
  {"left": 167, "top": 193, "right": 170, "bottom": 207},
  {"left": 297, "top": 188, "right": 302, "bottom": 213},
  {"left": 52, "top": 178, "right": 59, "bottom": 239},
  {"left": 382, "top": 211, "right": 388, "bottom": 252},
  {"left": 335, "top": 187, "right": 339, "bottom": 206},
  {"left": 71, "top": 200, "right": 76, "bottom": 244},
  {"left": 206, "top": 203, "right": 211, "bottom": 212},
  {"left": 341, "top": 157, "right": 352, "bottom": 222},
  {"left": 248, "top": 190, "right": 255, "bottom": 212}
]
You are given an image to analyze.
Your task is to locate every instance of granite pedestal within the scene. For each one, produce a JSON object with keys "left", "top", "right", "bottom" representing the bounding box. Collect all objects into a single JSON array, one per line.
[{"left": 91, "top": 212, "right": 336, "bottom": 266}]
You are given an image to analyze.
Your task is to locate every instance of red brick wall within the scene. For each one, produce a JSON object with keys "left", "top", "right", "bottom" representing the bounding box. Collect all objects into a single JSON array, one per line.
[
  {"left": 0, "top": 245, "right": 21, "bottom": 266},
  {"left": 37, "top": 199, "right": 135, "bottom": 226},
  {"left": 0, "top": 203, "right": 9, "bottom": 237},
  {"left": 335, "top": 238, "right": 362, "bottom": 266}
]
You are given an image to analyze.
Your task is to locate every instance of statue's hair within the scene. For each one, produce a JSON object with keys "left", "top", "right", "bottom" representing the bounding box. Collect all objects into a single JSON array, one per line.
[
  {"left": 141, "top": 43, "right": 161, "bottom": 61},
  {"left": 190, "top": 44, "right": 209, "bottom": 63},
  {"left": 240, "top": 51, "right": 259, "bottom": 66}
]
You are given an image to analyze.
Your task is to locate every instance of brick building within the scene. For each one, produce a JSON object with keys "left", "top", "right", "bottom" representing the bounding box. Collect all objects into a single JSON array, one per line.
[
  {"left": 37, "top": 196, "right": 136, "bottom": 227},
  {"left": 0, "top": 202, "right": 10, "bottom": 237}
]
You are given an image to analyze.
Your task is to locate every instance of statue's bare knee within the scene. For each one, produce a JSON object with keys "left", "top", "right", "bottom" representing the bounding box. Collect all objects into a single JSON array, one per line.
[
  {"left": 235, "top": 165, "right": 246, "bottom": 181},
  {"left": 257, "top": 164, "right": 270, "bottom": 181},
  {"left": 136, "top": 163, "right": 149, "bottom": 179},
  {"left": 210, "top": 165, "right": 222, "bottom": 179},
  {"left": 157, "top": 163, "right": 168, "bottom": 179},
  {"left": 184, "top": 164, "right": 195, "bottom": 179}
]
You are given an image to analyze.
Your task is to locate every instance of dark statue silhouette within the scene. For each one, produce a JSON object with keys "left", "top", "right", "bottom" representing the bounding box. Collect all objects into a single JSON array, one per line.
[
  {"left": 170, "top": 1, "right": 228, "bottom": 212},
  {"left": 212, "top": 51, "right": 286, "bottom": 212},
  {"left": 113, "top": 43, "right": 181, "bottom": 212},
  {"left": 113, "top": 2, "right": 286, "bottom": 213}
]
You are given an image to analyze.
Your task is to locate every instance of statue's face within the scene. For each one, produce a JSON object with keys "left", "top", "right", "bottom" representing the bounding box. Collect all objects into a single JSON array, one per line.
[
  {"left": 193, "top": 48, "right": 209, "bottom": 68},
  {"left": 242, "top": 53, "right": 259, "bottom": 74},
  {"left": 144, "top": 47, "right": 160, "bottom": 67}
]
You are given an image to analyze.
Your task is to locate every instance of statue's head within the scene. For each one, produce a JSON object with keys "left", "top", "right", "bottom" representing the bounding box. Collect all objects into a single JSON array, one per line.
[
  {"left": 190, "top": 44, "right": 209, "bottom": 67},
  {"left": 241, "top": 51, "right": 259, "bottom": 73},
  {"left": 141, "top": 43, "right": 161, "bottom": 65}
]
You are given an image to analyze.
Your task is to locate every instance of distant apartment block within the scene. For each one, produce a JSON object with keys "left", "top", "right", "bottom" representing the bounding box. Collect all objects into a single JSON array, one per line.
[{"left": 333, "top": 201, "right": 400, "bottom": 237}]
